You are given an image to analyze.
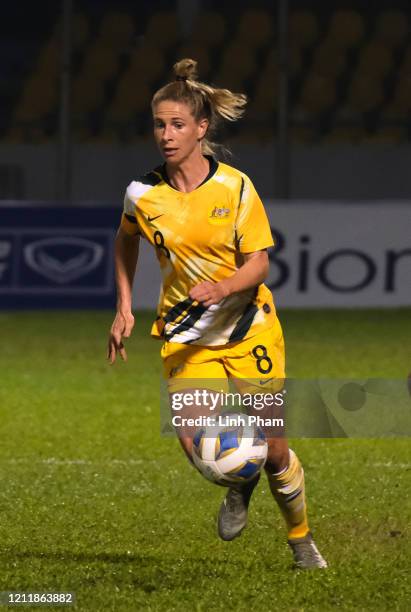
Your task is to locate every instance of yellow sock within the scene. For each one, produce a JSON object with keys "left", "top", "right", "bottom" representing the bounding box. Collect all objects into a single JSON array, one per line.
[{"left": 266, "top": 449, "right": 309, "bottom": 539}]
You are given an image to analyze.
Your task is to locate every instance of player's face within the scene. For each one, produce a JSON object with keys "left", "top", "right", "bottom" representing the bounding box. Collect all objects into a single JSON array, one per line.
[{"left": 153, "top": 100, "right": 208, "bottom": 165}]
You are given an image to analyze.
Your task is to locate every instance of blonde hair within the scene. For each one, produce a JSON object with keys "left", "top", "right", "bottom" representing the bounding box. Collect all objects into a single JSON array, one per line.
[{"left": 151, "top": 58, "right": 247, "bottom": 157}]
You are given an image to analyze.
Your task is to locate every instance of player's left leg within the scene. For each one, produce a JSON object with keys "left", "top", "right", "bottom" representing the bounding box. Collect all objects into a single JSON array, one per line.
[
  {"left": 264, "top": 437, "right": 308, "bottom": 540},
  {"left": 264, "top": 439, "right": 327, "bottom": 569},
  {"left": 222, "top": 325, "right": 327, "bottom": 568}
]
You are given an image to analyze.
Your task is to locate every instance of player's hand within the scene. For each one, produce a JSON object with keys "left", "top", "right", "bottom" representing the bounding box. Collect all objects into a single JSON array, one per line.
[
  {"left": 107, "top": 311, "right": 135, "bottom": 364},
  {"left": 189, "top": 281, "right": 229, "bottom": 307}
]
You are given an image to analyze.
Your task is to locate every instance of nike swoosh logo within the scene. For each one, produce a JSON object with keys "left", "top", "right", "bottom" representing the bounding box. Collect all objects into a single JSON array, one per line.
[
  {"left": 148, "top": 214, "right": 164, "bottom": 222},
  {"left": 259, "top": 378, "right": 274, "bottom": 385}
]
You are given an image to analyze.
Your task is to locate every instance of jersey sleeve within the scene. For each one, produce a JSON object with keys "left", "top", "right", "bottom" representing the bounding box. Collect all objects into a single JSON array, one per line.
[
  {"left": 120, "top": 184, "right": 141, "bottom": 236},
  {"left": 235, "top": 175, "right": 274, "bottom": 253}
]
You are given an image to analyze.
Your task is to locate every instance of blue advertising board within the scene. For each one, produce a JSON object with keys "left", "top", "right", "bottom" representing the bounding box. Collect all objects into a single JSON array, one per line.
[{"left": 0, "top": 205, "right": 119, "bottom": 309}]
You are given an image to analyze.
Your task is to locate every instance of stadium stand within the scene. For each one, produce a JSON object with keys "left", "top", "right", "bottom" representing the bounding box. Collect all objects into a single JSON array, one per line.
[
  {"left": 236, "top": 10, "right": 273, "bottom": 48},
  {"left": 189, "top": 11, "right": 226, "bottom": 48},
  {"left": 1, "top": 1, "right": 410, "bottom": 145}
]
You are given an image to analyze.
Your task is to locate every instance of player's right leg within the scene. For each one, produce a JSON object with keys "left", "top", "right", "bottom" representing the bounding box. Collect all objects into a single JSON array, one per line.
[
  {"left": 217, "top": 473, "right": 260, "bottom": 541},
  {"left": 161, "top": 339, "right": 261, "bottom": 539},
  {"left": 217, "top": 327, "right": 286, "bottom": 542},
  {"left": 161, "top": 340, "right": 227, "bottom": 465}
]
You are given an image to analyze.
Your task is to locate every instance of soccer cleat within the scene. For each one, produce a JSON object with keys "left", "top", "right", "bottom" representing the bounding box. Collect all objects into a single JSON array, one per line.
[
  {"left": 217, "top": 474, "right": 260, "bottom": 541},
  {"left": 288, "top": 532, "right": 328, "bottom": 569}
]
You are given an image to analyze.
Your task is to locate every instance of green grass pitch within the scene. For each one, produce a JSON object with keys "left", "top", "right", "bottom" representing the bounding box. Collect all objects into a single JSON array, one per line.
[{"left": 0, "top": 309, "right": 410, "bottom": 611}]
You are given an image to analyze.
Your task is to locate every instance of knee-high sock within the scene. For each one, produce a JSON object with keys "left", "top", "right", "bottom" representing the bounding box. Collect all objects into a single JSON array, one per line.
[{"left": 266, "top": 449, "right": 309, "bottom": 539}]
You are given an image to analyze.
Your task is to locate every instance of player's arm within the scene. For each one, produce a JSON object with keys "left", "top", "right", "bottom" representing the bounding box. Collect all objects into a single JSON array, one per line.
[
  {"left": 189, "top": 250, "right": 269, "bottom": 307},
  {"left": 190, "top": 175, "right": 273, "bottom": 307},
  {"left": 222, "top": 249, "right": 269, "bottom": 294},
  {"left": 108, "top": 226, "right": 140, "bottom": 364}
]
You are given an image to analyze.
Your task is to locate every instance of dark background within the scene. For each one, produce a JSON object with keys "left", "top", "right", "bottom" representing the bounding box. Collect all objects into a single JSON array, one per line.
[{"left": 0, "top": 0, "right": 410, "bottom": 199}]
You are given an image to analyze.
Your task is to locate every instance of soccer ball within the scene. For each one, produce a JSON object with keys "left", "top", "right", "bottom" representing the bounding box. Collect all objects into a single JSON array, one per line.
[{"left": 191, "top": 413, "right": 268, "bottom": 486}]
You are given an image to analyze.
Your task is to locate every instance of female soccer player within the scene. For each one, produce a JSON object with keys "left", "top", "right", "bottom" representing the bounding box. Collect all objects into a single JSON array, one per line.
[{"left": 108, "top": 59, "right": 327, "bottom": 569}]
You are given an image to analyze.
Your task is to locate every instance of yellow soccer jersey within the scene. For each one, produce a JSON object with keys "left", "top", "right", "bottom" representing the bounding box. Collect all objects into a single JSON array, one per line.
[{"left": 121, "top": 156, "right": 279, "bottom": 346}]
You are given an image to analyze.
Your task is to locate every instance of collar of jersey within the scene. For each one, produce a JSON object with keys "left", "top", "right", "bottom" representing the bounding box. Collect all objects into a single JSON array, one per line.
[{"left": 159, "top": 155, "right": 219, "bottom": 193}]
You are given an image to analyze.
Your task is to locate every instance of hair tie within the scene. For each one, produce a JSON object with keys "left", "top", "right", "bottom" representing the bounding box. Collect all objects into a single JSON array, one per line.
[{"left": 176, "top": 75, "right": 188, "bottom": 82}]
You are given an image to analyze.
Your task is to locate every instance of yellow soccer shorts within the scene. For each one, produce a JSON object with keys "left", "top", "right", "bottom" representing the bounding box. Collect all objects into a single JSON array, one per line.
[{"left": 161, "top": 323, "right": 285, "bottom": 394}]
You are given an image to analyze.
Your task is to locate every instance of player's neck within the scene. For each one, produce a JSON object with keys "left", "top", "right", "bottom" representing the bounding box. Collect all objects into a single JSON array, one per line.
[{"left": 166, "top": 152, "right": 210, "bottom": 193}]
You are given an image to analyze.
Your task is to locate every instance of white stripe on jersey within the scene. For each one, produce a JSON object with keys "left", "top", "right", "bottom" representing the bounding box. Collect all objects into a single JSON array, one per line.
[
  {"left": 165, "top": 291, "right": 256, "bottom": 345},
  {"left": 124, "top": 180, "right": 154, "bottom": 215}
]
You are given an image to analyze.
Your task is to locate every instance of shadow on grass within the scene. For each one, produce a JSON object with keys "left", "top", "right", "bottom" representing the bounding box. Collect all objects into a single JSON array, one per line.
[{"left": 0, "top": 548, "right": 254, "bottom": 586}]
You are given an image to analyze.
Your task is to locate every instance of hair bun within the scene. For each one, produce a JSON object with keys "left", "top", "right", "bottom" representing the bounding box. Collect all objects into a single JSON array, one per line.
[{"left": 173, "top": 58, "right": 198, "bottom": 82}]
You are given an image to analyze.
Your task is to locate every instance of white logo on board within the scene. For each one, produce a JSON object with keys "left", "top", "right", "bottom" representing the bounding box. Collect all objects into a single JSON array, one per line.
[{"left": 24, "top": 237, "right": 104, "bottom": 284}]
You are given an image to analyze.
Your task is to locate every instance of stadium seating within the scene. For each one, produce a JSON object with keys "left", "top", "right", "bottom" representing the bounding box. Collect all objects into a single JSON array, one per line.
[
  {"left": 364, "top": 126, "right": 407, "bottom": 143},
  {"left": 80, "top": 43, "right": 120, "bottom": 82},
  {"left": 299, "top": 75, "right": 337, "bottom": 116},
  {"left": 356, "top": 42, "right": 393, "bottom": 79},
  {"left": 216, "top": 42, "right": 258, "bottom": 88},
  {"left": 106, "top": 77, "right": 151, "bottom": 120},
  {"left": 400, "top": 46, "right": 411, "bottom": 77},
  {"left": 323, "top": 125, "right": 367, "bottom": 144},
  {"left": 176, "top": 43, "right": 211, "bottom": 78},
  {"left": 343, "top": 75, "right": 384, "bottom": 115},
  {"left": 144, "top": 12, "right": 179, "bottom": 50},
  {"left": 34, "top": 39, "right": 60, "bottom": 80},
  {"left": 374, "top": 10, "right": 408, "bottom": 48},
  {"left": 325, "top": 10, "right": 364, "bottom": 49},
  {"left": 289, "top": 10, "right": 319, "bottom": 49},
  {"left": 128, "top": 45, "right": 166, "bottom": 83},
  {"left": 189, "top": 11, "right": 226, "bottom": 48},
  {"left": 72, "top": 76, "right": 105, "bottom": 115},
  {"left": 248, "top": 75, "right": 279, "bottom": 122},
  {"left": 236, "top": 10, "right": 273, "bottom": 48},
  {"left": 264, "top": 46, "right": 302, "bottom": 79},
  {"left": 2, "top": 4, "right": 410, "bottom": 145},
  {"left": 53, "top": 12, "right": 90, "bottom": 50},
  {"left": 98, "top": 11, "right": 135, "bottom": 50},
  {"left": 14, "top": 75, "right": 57, "bottom": 122},
  {"left": 385, "top": 77, "right": 411, "bottom": 117},
  {"left": 311, "top": 42, "right": 347, "bottom": 79}
]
